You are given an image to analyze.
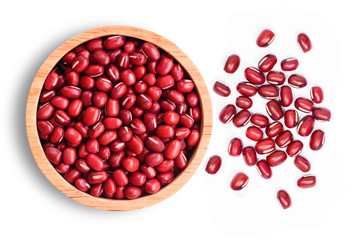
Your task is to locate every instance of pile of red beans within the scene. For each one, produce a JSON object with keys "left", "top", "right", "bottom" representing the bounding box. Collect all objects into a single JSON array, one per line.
[
  {"left": 36, "top": 35, "right": 201, "bottom": 200},
  {"left": 206, "top": 29, "right": 331, "bottom": 209}
]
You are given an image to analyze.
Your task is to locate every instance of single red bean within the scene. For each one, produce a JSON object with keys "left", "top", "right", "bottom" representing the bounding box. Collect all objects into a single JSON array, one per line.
[
  {"left": 258, "top": 85, "right": 279, "bottom": 99},
  {"left": 312, "top": 108, "right": 331, "bottom": 122},
  {"left": 294, "top": 156, "right": 311, "bottom": 172},
  {"left": 140, "top": 164, "right": 157, "bottom": 179},
  {"left": 133, "top": 66, "right": 146, "bottom": 81},
  {"left": 105, "top": 98, "right": 120, "bottom": 117},
  {"left": 83, "top": 106, "right": 101, "bottom": 126},
  {"left": 122, "top": 157, "right": 140, "bottom": 173},
  {"left": 74, "top": 122, "right": 88, "bottom": 138},
  {"left": 64, "top": 168, "right": 81, "bottom": 184},
  {"left": 77, "top": 49, "right": 90, "bottom": 59},
  {"left": 266, "top": 100, "right": 283, "bottom": 121},
  {"left": 129, "top": 118, "right": 146, "bottom": 135},
  {"left": 242, "top": 146, "right": 257, "bottom": 166},
  {"left": 251, "top": 113, "right": 269, "bottom": 128},
  {"left": 108, "top": 151, "right": 125, "bottom": 168},
  {"left": 244, "top": 67, "right": 265, "bottom": 85},
  {"left": 120, "top": 92, "right": 136, "bottom": 109},
  {"left": 87, "top": 170, "right": 108, "bottom": 184},
  {"left": 233, "top": 109, "right": 251, "bottom": 127},
  {"left": 64, "top": 127, "right": 82, "bottom": 146},
  {"left": 95, "top": 77, "right": 112, "bottom": 92},
  {"left": 72, "top": 56, "right": 89, "bottom": 73},
  {"left": 145, "top": 152, "right": 164, "bottom": 167},
  {"left": 255, "top": 138, "right": 275, "bottom": 154},
  {"left": 205, "top": 155, "right": 222, "bottom": 174},
  {"left": 53, "top": 109, "right": 71, "bottom": 125},
  {"left": 118, "top": 110, "right": 132, "bottom": 125},
  {"left": 230, "top": 172, "right": 249, "bottom": 190},
  {"left": 267, "top": 150, "right": 287, "bottom": 167},
  {"left": 297, "top": 115, "right": 315, "bottom": 137},
  {"left": 88, "top": 122, "right": 105, "bottom": 139},
  {"left": 120, "top": 69, "right": 136, "bottom": 86},
  {"left": 67, "top": 99, "right": 82, "bottom": 117},
  {"left": 117, "top": 52, "right": 130, "bottom": 70},
  {"left": 83, "top": 64, "right": 104, "bottom": 77},
  {"left": 77, "top": 143, "right": 88, "bottom": 159},
  {"left": 246, "top": 126, "right": 263, "bottom": 141},
  {"left": 103, "top": 35, "right": 124, "bottom": 49},
  {"left": 175, "top": 127, "right": 190, "bottom": 140},
  {"left": 219, "top": 104, "right": 236, "bottom": 124},
  {"left": 81, "top": 90, "right": 93, "bottom": 107},
  {"left": 44, "top": 72, "right": 59, "bottom": 90},
  {"left": 164, "top": 139, "right": 181, "bottom": 159},
  {"left": 98, "top": 130, "right": 117, "bottom": 146},
  {"left": 103, "top": 178, "right": 116, "bottom": 195},
  {"left": 50, "top": 127, "right": 64, "bottom": 143},
  {"left": 142, "top": 113, "right": 157, "bottom": 132},
  {"left": 106, "top": 64, "right": 120, "bottom": 82},
  {"left": 256, "top": 160, "right": 272, "bottom": 179},
  {"left": 171, "top": 64, "right": 184, "bottom": 81},
  {"left": 92, "top": 49, "right": 110, "bottom": 65},
  {"left": 118, "top": 126, "right": 133, "bottom": 143},
  {"left": 256, "top": 29, "right": 275, "bottom": 47},
  {"left": 37, "top": 102, "right": 55, "bottom": 120},
  {"left": 277, "top": 190, "right": 291, "bottom": 209},
  {"left": 310, "top": 129, "right": 325, "bottom": 151},
  {"left": 37, "top": 120, "right": 54, "bottom": 135},
  {"left": 228, "top": 138, "right": 243, "bottom": 156},
  {"left": 62, "top": 52, "right": 76, "bottom": 65},
  {"left": 281, "top": 58, "right": 299, "bottom": 71},
  {"left": 86, "top": 153, "right": 104, "bottom": 171},
  {"left": 40, "top": 90, "right": 56, "bottom": 104},
  {"left": 265, "top": 121, "right": 283, "bottom": 138},
  {"left": 236, "top": 96, "right": 253, "bottom": 109},
  {"left": 295, "top": 97, "right": 314, "bottom": 113},
  {"left": 145, "top": 135, "right": 165, "bottom": 152},
  {"left": 146, "top": 86, "right": 162, "bottom": 102},
  {"left": 157, "top": 75, "right": 175, "bottom": 90},
  {"left": 130, "top": 52, "right": 147, "bottom": 66},
  {"left": 189, "top": 106, "right": 201, "bottom": 122},
  {"left": 286, "top": 140, "right": 303, "bottom": 157},
  {"left": 167, "top": 90, "right": 184, "bottom": 104},
  {"left": 177, "top": 79, "right": 195, "bottom": 93},
  {"left": 297, "top": 33, "right": 312, "bottom": 52},
  {"left": 86, "top": 38, "right": 103, "bottom": 52},
  {"left": 156, "top": 57, "right": 174, "bottom": 75},
  {"left": 284, "top": 110, "right": 299, "bottom": 128},
  {"left": 297, "top": 175, "right": 316, "bottom": 188},
  {"left": 156, "top": 125, "right": 175, "bottom": 139},
  {"left": 114, "top": 186, "right": 125, "bottom": 199},
  {"left": 141, "top": 42, "right": 160, "bottom": 61},
  {"left": 85, "top": 139, "right": 99, "bottom": 153},
  {"left": 156, "top": 159, "right": 174, "bottom": 172},
  {"left": 75, "top": 158, "right": 90, "bottom": 173},
  {"left": 176, "top": 103, "right": 188, "bottom": 115},
  {"left": 135, "top": 94, "right": 153, "bottom": 110},
  {"left": 128, "top": 172, "right": 147, "bottom": 186},
  {"left": 156, "top": 171, "right": 174, "bottom": 185},
  {"left": 174, "top": 151, "right": 187, "bottom": 169},
  {"left": 224, "top": 54, "right": 240, "bottom": 73},
  {"left": 126, "top": 135, "right": 144, "bottom": 155},
  {"left": 108, "top": 48, "right": 121, "bottom": 64},
  {"left": 143, "top": 73, "right": 157, "bottom": 86},
  {"left": 65, "top": 71, "right": 80, "bottom": 86},
  {"left": 288, "top": 74, "right": 307, "bottom": 88},
  {"left": 55, "top": 163, "right": 70, "bottom": 174},
  {"left": 187, "top": 129, "right": 200, "bottom": 147},
  {"left": 112, "top": 169, "right": 128, "bottom": 187},
  {"left": 163, "top": 111, "right": 180, "bottom": 126},
  {"left": 275, "top": 130, "right": 293, "bottom": 148},
  {"left": 124, "top": 186, "right": 142, "bottom": 199},
  {"left": 44, "top": 146, "right": 62, "bottom": 164},
  {"left": 310, "top": 86, "right": 324, "bottom": 104},
  {"left": 186, "top": 92, "right": 199, "bottom": 107},
  {"left": 236, "top": 81, "right": 257, "bottom": 97},
  {"left": 63, "top": 147, "right": 76, "bottom": 165},
  {"left": 133, "top": 81, "right": 147, "bottom": 93},
  {"left": 279, "top": 86, "right": 293, "bottom": 107},
  {"left": 144, "top": 178, "right": 161, "bottom": 194},
  {"left": 92, "top": 92, "right": 107, "bottom": 108},
  {"left": 258, "top": 54, "right": 277, "bottom": 72},
  {"left": 266, "top": 71, "right": 285, "bottom": 85}
]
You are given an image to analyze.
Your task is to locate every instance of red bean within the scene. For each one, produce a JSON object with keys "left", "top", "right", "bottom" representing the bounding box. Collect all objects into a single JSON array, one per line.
[
  {"left": 156, "top": 125, "right": 175, "bottom": 139},
  {"left": 171, "top": 64, "right": 184, "bottom": 82},
  {"left": 256, "top": 29, "right": 275, "bottom": 47},
  {"left": 40, "top": 90, "right": 56, "bottom": 104},
  {"left": 236, "top": 96, "right": 253, "bottom": 109},
  {"left": 130, "top": 52, "right": 147, "bottom": 66},
  {"left": 312, "top": 108, "right": 331, "bottom": 122},
  {"left": 251, "top": 113, "right": 269, "bottom": 128},
  {"left": 187, "top": 129, "right": 200, "bottom": 147},
  {"left": 86, "top": 38, "right": 103, "bottom": 52},
  {"left": 45, "top": 147, "right": 62, "bottom": 164},
  {"left": 266, "top": 71, "right": 285, "bottom": 85},
  {"left": 267, "top": 150, "right": 287, "bottom": 167},
  {"left": 246, "top": 126, "right": 263, "bottom": 141},
  {"left": 297, "top": 33, "right": 312, "bottom": 52},
  {"left": 67, "top": 99, "right": 82, "bottom": 117},
  {"left": 106, "top": 64, "right": 120, "bottom": 82},
  {"left": 56, "top": 163, "right": 70, "bottom": 174},
  {"left": 128, "top": 172, "right": 146, "bottom": 186},
  {"left": 156, "top": 159, "right": 174, "bottom": 172},
  {"left": 186, "top": 92, "right": 199, "bottom": 107},
  {"left": 140, "top": 164, "right": 157, "bottom": 179},
  {"left": 228, "top": 138, "right": 242, "bottom": 156},
  {"left": 54, "top": 109, "right": 71, "bottom": 125},
  {"left": 277, "top": 190, "right": 291, "bottom": 209},
  {"left": 286, "top": 140, "right": 303, "bottom": 157},
  {"left": 156, "top": 171, "right": 174, "bottom": 185},
  {"left": 117, "top": 52, "right": 130, "bottom": 70},
  {"left": 83, "top": 106, "right": 101, "bottom": 126},
  {"left": 90, "top": 183, "right": 103, "bottom": 197},
  {"left": 265, "top": 100, "right": 283, "bottom": 121},
  {"left": 121, "top": 157, "right": 139, "bottom": 172},
  {"left": 279, "top": 86, "right": 293, "bottom": 107},
  {"left": 310, "top": 86, "right": 324, "bottom": 104},
  {"left": 144, "top": 178, "right": 161, "bottom": 194},
  {"left": 244, "top": 67, "right": 265, "bottom": 85},
  {"left": 281, "top": 58, "right": 299, "bottom": 71},
  {"left": 63, "top": 147, "right": 76, "bottom": 165},
  {"left": 230, "top": 172, "right": 249, "bottom": 190},
  {"left": 64, "top": 127, "right": 82, "bottom": 146},
  {"left": 37, "top": 102, "right": 55, "bottom": 120},
  {"left": 219, "top": 104, "right": 236, "bottom": 124},
  {"left": 310, "top": 130, "right": 325, "bottom": 151},
  {"left": 86, "top": 154, "right": 104, "bottom": 171},
  {"left": 156, "top": 57, "right": 173, "bottom": 75},
  {"left": 189, "top": 106, "right": 201, "bottom": 122},
  {"left": 72, "top": 56, "right": 89, "bottom": 73},
  {"left": 297, "top": 115, "right": 315, "bottom": 137},
  {"left": 44, "top": 72, "right": 59, "bottom": 90},
  {"left": 212, "top": 81, "right": 230, "bottom": 97},
  {"left": 98, "top": 130, "right": 117, "bottom": 146},
  {"left": 141, "top": 42, "right": 160, "bottom": 61},
  {"left": 37, "top": 120, "right": 54, "bottom": 135},
  {"left": 112, "top": 169, "right": 128, "bottom": 187},
  {"left": 205, "top": 155, "right": 222, "bottom": 174},
  {"left": 242, "top": 146, "right": 257, "bottom": 166},
  {"left": 258, "top": 54, "right": 277, "bottom": 72},
  {"left": 62, "top": 52, "right": 76, "bottom": 65},
  {"left": 275, "top": 130, "right": 293, "bottom": 148},
  {"left": 125, "top": 186, "right": 143, "bottom": 199},
  {"left": 85, "top": 139, "right": 99, "bottom": 153},
  {"left": 103, "top": 35, "right": 124, "bottom": 49},
  {"left": 177, "top": 79, "right": 195, "bottom": 93},
  {"left": 297, "top": 175, "right": 316, "bottom": 188},
  {"left": 157, "top": 75, "right": 175, "bottom": 90},
  {"left": 284, "top": 110, "right": 299, "bottom": 128},
  {"left": 65, "top": 168, "right": 81, "bottom": 184},
  {"left": 294, "top": 156, "right": 311, "bottom": 172},
  {"left": 255, "top": 138, "right": 275, "bottom": 154},
  {"left": 265, "top": 121, "right": 283, "bottom": 138},
  {"left": 164, "top": 139, "right": 181, "bottom": 159},
  {"left": 133, "top": 66, "right": 146, "bottom": 80},
  {"left": 295, "top": 97, "right": 314, "bottom": 113},
  {"left": 145, "top": 135, "right": 165, "bottom": 152},
  {"left": 258, "top": 85, "right": 279, "bottom": 100},
  {"left": 103, "top": 178, "right": 116, "bottom": 195},
  {"left": 65, "top": 71, "right": 80, "bottom": 86},
  {"left": 92, "top": 49, "right": 110, "bottom": 65},
  {"left": 127, "top": 135, "right": 144, "bottom": 154},
  {"left": 233, "top": 110, "right": 251, "bottom": 127},
  {"left": 224, "top": 54, "right": 240, "bottom": 73},
  {"left": 84, "top": 64, "right": 104, "bottom": 77},
  {"left": 174, "top": 151, "right": 187, "bottom": 169},
  {"left": 288, "top": 74, "right": 307, "bottom": 88},
  {"left": 144, "top": 152, "right": 164, "bottom": 167},
  {"left": 50, "top": 127, "right": 64, "bottom": 143},
  {"left": 256, "top": 160, "right": 272, "bottom": 179},
  {"left": 236, "top": 81, "right": 257, "bottom": 97}
]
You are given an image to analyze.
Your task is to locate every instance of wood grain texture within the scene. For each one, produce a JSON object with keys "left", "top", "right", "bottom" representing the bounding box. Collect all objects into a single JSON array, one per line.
[{"left": 26, "top": 26, "right": 212, "bottom": 211}]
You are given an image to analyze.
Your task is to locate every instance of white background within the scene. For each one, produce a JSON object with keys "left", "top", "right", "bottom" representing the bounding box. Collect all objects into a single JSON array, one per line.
[{"left": 1, "top": 0, "right": 359, "bottom": 239}]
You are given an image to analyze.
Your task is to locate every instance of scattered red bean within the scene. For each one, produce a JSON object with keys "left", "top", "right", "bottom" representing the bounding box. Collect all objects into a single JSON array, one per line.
[
  {"left": 256, "top": 160, "right": 272, "bottom": 179},
  {"left": 265, "top": 122, "right": 283, "bottom": 138},
  {"left": 267, "top": 71, "right": 285, "bottom": 85},
  {"left": 256, "top": 29, "right": 275, "bottom": 47},
  {"left": 294, "top": 156, "right": 311, "bottom": 172},
  {"left": 277, "top": 190, "right": 291, "bottom": 209},
  {"left": 267, "top": 150, "right": 287, "bottom": 167},
  {"left": 284, "top": 110, "right": 299, "bottom": 128},
  {"left": 310, "top": 130, "right": 325, "bottom": 151},
  {"left": 230, "top": 172, "right": 249, "bottom": 190},
  {"left": 286, "top": 140, "right": 303, "bottom": 157},
  {"left": 312, "top": 108, "right": 331, "bottom": 122},
  {"left": 233, "top": 110, "right": 251, "bottom": 128},
  {"left": 297, "top": 115, "right": 315, "bottom": 137},
  {"left": 224, "top": 54, "right": 240, "bottom": 73},
  {"left": 310, "top": 86, "right": 323, "bottom": 104},
  {"left": 279, "top": 86, "right": 293, "bottom": 107},
  {"left": 244, "top": 67, "right": 265, "bottom": 85},
  {"left": 258, "top": 85, "right": 279, "bottom": 100},
  {"left": 258, "top": 54, "right": 277, "bottom": 72},
  {"left": 281, "top": 58, "right": 299, "bottom": 71},
  {"left": 265, "top": 100, "right": 283, "bottom": 121},
  {"left": 288, "top": 74, "right": 307, "bottom": 88},
  {"left": 205, "top": 155, "right": 222, "bottom": 174},
  {"left": 251, "top": 113, "right": 269, "bottom": 128},
  {"left": 297, "top": 175, "right": 316, "bottom": 188},
  {"left": 297, "top": 33, "right": 312, "bottom": 53},
  {"left": 228, "top": 138, "right": 243, "bottom": 156},
  {"left": 255, "top": 138, "right": 275, "bottom": 154},
  {"left": 219, "top": 104, "right": 236, "bottom": 124},
  {"left": 246, "top": 126, "right": 263, "bottom": 141},
  {"left": 236, "top": 82, "right": 257, "bottom": 97},
  {"left": 236, "top": 96, "right": 253, "bottom": 109},
  {"left": 213, "top": 81, "right": 231, "bottom": 97},
  {"left": 242, "top": 146, "right": 257, "bottom": 166},
  {"left": 294, "top": 97, "right": 314, "bottom": 113}
]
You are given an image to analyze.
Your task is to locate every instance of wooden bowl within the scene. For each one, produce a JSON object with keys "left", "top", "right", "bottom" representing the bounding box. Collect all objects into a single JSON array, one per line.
[{"left": 26, "top": 26, "right": 212, "bottom": 211}]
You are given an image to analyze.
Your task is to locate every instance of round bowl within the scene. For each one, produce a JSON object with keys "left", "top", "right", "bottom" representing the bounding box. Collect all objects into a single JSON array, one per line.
[{"left": 26, "top": 26, "right": 212, "bottom": 211}]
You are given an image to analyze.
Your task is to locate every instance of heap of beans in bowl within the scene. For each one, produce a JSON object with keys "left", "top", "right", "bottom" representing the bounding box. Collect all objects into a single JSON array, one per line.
[
  {"left": 36, "top": 35, "right": 201, "bottom": 200},
  {"left": 206, "top": 29, "right": 331, "bottom": 209}
]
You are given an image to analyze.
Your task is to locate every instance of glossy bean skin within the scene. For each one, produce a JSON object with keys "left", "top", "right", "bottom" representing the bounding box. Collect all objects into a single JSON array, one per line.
[
  {"left": 312, "top": 108, "right": 331, "bottom": 122},
  {"left": 281, "top": 58, "right": 299, "bottom": 71},
  {"left": 255, "top": 138, "right": 275, "bottom": 154},
  {"left": 279, "top": 86, "right": 293, "bottom": 107},
  {"left": 256, "top": 160, "right": 272, "bottom": 179},
  {"left": 242, "top": 146, "right": 257, "bottom": 166},
  {"left": 297, "top": 33, "right": 312, "bottom": 52},
  {"left": 219, "top": 104, "right": 236, "bottom": 124},
  {"left": 141, "top": 42, "right": 160, "bottom": 61},
  {"left": 251, "top": 113, "right": 269, "bottom": 128},
  {"left": 224, "top": 54, "right": 240, "bottom": 73},
  {"left": 230, "top": 172, "right": 249, "bottom": 190},
  {"left": 228, "top": 138, "right": 243, "bottom": 156},
  {"left": 258, "top": 54, "right": 277, "bottom": 72},
  {"left": 284, "top": 110, "right": 299, "bottom": 128},
  {"left": 294, "top": 156, "right": 311, "bottom": 172},
  {"left": 236, "top": 96, "right": 253, "bottom": 109},
  {"left": 275, "top": 130, "right": 293, "bottom": 148},
  {"left": 205, "top": 155, "right": 222, "bottom": 174},
  {"left": 265, "top": 122, "right": 283, "bottom": 138},
  {"left": 256, "top": 29, "right": 275, "bottom": 47},
  {"left": 258, "top": 85, "right": 279, "bottom": 100},
  {"left": 310, "top": 86, "right": 323, "bottom": 104},
  {"left": 265, "top": 100, "right": 283, "bottom": 121},
  {"left": 213, "top": 81, "right": 231, "bottom": 97},
  {"left": 297, "top": 175, "right": 316, "bottom": 188},
  {"left": 236, "top": 81, "right": 257, "bottom": 97},
  {"left": 310, "top": 130, "right": 325, "bottom": 151},
  {"left": 286, "top": 140, "right": 303, "bottom": 157},
  {"left": 277, "top": 190, "right": 291, "bottom": 209},
  {"left": 233, "top": 110, "right": 251, "bottom": 128},
  {"left": 267, "top": 71, "right": 285, "bottom": 85},
  {"left": 288, "top": 74, "right": 307, "bottom": 88},
  {"left": 246, "top": 126, "right": 263, "bottom": 141},
  {"left": 266, "top": 150, "right": 287, "bottom": 167},
  {"left": 244, "top": 67, "right": 265, "bottom": 85},
  {"left": 297, "top": 115, "right": 315, "bottom": 137},
  {"left": 294, "top": 98, "right": 314, "bottom": 113}
]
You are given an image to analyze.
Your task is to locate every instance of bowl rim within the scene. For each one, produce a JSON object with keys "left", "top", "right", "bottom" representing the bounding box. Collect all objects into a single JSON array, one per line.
[{"left": 26, "top": 25, "right": 212, "bottom": 211}]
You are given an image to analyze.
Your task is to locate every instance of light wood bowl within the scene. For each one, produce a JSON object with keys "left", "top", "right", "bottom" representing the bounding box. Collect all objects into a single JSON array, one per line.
[{"left": 26, "top": 26, "right": 212, "bottom": 211}]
